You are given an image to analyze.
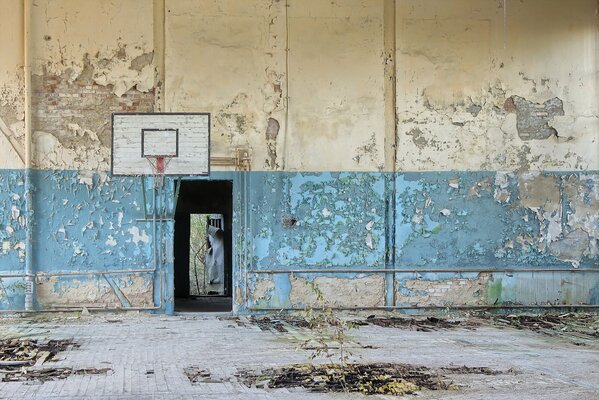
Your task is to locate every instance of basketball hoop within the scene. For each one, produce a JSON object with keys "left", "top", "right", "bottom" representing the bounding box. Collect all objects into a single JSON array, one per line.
[
  {"left": 146, "top": 155, "right": 173, "bottom": 188},
  {"left": 111, "top": 113, "right": 209, "bottom": 177}
]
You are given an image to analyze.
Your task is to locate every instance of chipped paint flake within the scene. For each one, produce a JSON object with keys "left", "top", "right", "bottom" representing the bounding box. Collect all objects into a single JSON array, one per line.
[
  {"left": 105, "top": 235, "right": 117, "bottom": 247},
  {"left": 127, "top": 227, "right": 149, "bottom": 244}
]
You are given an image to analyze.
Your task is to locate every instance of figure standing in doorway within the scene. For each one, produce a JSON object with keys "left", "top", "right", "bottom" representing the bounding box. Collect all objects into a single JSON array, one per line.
[{"left": 205, "top": 225, "right": 224, "bottom": 286}]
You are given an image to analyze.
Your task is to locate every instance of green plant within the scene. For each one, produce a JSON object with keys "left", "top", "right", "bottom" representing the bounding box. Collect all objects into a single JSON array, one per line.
[{"left": 301, "top": 281, "right": 357, "bottom": 368}]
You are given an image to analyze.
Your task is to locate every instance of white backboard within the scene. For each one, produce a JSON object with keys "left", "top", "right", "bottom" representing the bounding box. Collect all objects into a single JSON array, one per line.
[{"left": 112, "top": 113, "right": 210, "bottom": 176}]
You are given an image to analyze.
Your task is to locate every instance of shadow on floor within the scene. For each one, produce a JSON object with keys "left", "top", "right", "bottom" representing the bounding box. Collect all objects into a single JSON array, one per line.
[{"left": 175, "top": 296, "right": 232, "bottom": 312}]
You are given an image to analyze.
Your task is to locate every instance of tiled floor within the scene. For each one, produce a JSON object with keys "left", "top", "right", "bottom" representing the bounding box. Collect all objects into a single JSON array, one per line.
[{"left": 0, "top": 312, "right": 598, "bottom": 399}]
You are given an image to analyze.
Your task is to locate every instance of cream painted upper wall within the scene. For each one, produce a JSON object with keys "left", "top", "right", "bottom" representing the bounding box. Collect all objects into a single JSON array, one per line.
[
  {"left": 0, "top": 0, "right": 25, "bottom": 169},
  {"left": 31, "top": 0, "right": 154, "bottom": 77},
  {"left": 28, "top": 0, "right": 156, "bottom": 172},
  {"left": 0, "top": 0, "right": 23, "bottom": 79},
  {"left": 396, "top": 0, "right": 599, "bottom": 171},
  {"left": 2, "top": 0, "right": 598, "bottom": 173},
  {"left": 165, "top": 0, "right": 287, "bottom": 170},
  {"left": 165, "top": 0, "right": 386, "bottom": 172},
  {"left": 285, "top": 0, "right": 385, "bottom": 171}
]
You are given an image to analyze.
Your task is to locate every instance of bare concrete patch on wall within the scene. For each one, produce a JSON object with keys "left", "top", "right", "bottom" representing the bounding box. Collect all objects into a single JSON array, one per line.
[
  {"left": 31, "top": 44, "right": 156, "bottom": 171},
  {"left": 504, "top": 95, "right": 564, "bottom": 140},
  {"left": 265, "top": 117, "right": 280, "bottom": 169},
  {"left": 289, "top": 275, "right": 385, "bottom": 308},
  {"left": 396, "top": 274, "right": 491, "bottom": 307},
  {"left": 0, "top": 78, "right": 26, "bottom": 168},
  {"left": 517, "top": 172, "right": 597, "bottom": 266},
  {"left": 36, "top": 275, "right": 153, "bottom": 309},
  {"left": 548, "top": 229, "right": 590, "bottom": 265}
]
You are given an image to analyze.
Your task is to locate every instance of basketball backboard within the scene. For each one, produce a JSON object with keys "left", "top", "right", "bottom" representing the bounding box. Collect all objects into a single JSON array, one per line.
[{"left": 111, "top": 113, "right": 210, "bottom": 176}]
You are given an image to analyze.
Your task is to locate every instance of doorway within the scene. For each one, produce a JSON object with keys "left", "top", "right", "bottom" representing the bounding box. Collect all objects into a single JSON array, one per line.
[{"left": 174, "top": 180, "right": 233, "bottom": 312}]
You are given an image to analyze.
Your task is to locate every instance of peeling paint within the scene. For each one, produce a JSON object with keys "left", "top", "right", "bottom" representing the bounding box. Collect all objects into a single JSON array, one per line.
[
  {"left": 289, "top": 275, "right": 385, "bottom": 308},
  {"left": 548, "top": 229, "right": 589, "bottom": 267},
  {"left": 396, "top": 273, "right": 491, "bottom": 307},
  {"left": 507, "top": 96, "right": 565, "bottom": 140},
  {"left": 37, "top": 275, "right": 153, "bottom": 308},
  {"left": 1, "top": 0, "right": 598, "bottom": 313},
  {"left": 251, "top": 278, "right": 276, "bottom": 302}
]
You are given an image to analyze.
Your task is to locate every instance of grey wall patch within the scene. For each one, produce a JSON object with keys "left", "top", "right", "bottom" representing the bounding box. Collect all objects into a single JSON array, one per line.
[
  {"left": 507, "top": 95, "right": 565, "bottom": 140},
  {"left": 548, "top": 229, "right": 590, "bottom": 266},
  {"left": 406, "top": 128, "right": 429, "bottom": 149},
  {"left": 265, "top": 118, "right": 280, "bottom": 141}
]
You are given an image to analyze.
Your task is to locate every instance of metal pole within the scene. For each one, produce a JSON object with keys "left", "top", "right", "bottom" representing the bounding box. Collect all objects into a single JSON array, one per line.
[
  {"left": 0, "top": 306, "right": 161, "bottom": 314},
  {"left": 23, "top": 0, "right": 34, "bottom": 311},
  {"left": 247, "top": 268, "right": 599, "bottom": 274},
  {"left": 0, "top": 268, "right": 156, "bottom": 279},
  {"left": 152, "top": 176, "right": 159, "bottom": 308}
]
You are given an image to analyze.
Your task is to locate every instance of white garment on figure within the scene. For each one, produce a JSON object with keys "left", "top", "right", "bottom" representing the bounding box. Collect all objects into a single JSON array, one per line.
[{"left": 205, "top": 225, "right": 224, "bottom": 284}]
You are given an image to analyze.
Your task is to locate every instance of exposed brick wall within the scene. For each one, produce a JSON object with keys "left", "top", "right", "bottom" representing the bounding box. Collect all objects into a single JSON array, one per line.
[{"left": 32, "top": 67, "right": 155, "bottom": 149}]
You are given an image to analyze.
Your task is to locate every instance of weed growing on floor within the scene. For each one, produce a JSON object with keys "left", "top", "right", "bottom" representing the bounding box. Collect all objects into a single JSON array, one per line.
[{"left": 301, "top": 282, "right": 357, "bottom": 368}]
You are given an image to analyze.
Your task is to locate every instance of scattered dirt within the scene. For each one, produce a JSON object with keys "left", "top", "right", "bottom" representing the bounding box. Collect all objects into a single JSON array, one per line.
[
  {"left": 237, "top": 363, "right": 514, "bottom": 396},
  {"left": 482, "top": 312, "right": 599, "bottom": 344},
  {"left": 250, "top": 316, "right": 288, "bottom": 332},
  {"left": 0, "top": 338, "right": 110, "bottom": 382},
  {"left": 248, "top": 316, "right": 310, "bottom": 332},
  {"left": 249, "top": 315, "right": 475, "bottom": 333},
  {"left": 1, "top": 367, "right": 112, "bottom": 382},
  {"left": 355, "top": 315, "right": 479, "bottom": 331},
  {"left": 0, "top": 338, "right": 76, "bottom": 367},
  {"left": 239, "top": 312, "right": 599, "bottom": 348},
  {"left": 184, "top": 367, "right": 214, "bottom": 383},
  {"left": 438, "top": 365, "right": 518, "bottom": 376}
]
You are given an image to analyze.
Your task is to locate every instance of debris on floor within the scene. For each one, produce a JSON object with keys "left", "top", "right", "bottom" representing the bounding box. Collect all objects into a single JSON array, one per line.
[
  {"left": 184, "top": 367, "right": 215, "bottom": 383},
  {"left": 248, "top": 314, "right": 477, "bottom": 333},
  {"left": 438, "top": 365, "right": 518, "bottom": 376},
  {"left": 0, "top": 338, "right": 110, "bottom": 382},
  {"left": 184, "top": 366, "right": 235, "bottom": 384},
  {"left": 0, "top": 339, "right": 76, "bottom": 368},
  {"left": 355, "top": 315, "right": 479, "bottom": 331},
  {"left": 237, "top": 363, "right": 514, "bottom": 395},
  {"left": 249, "top": 316, "right": 310, "bottom": 332},
  {"left": 484, "top": 312, "right": 599, "bottom": 344},
  {"left": 1, "top": 367, "right": 112, "bottom": 382}
]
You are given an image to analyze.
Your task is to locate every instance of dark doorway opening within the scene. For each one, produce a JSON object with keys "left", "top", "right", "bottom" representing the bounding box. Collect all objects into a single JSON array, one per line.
[{"left": 174, "top": 180, "right": 233, "bottom": 312}]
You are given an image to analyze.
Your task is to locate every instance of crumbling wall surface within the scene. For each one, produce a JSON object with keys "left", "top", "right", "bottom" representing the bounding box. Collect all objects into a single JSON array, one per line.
[
  {"left": 0, "top": 170, "right": 27, "bottom": 309},
  {"left": 32, "top": 170, "right": 154, "bottom": 272},
  {"left": 37, "top": 274, "right": 153, "bottom": 308},
  {"left": 288, "top": 275, "right": 385, "bottom": 308},
  {"left": 247, "top": 273, "right": 385, "bottom": 309},
  {"left": 250, "top": 172, "right": 387, "bottom": 270},
  {"left": 242, "top": 171, "right": 599, "bottom": 311},
  {"left": 0, "top": 0, "right": 26, "bottom": 169},
  {"left": 396, "top": 273, "right": 491, "bottom": 307},
  {"left": 0, "top": 169, "right": 159, "bottom": 310},
  {"left": 395, "top": 172, "right": 598, "bottom": 270},
  {"left": 396, "top": 0, "right": 599, "bottom": 171},
  {"left": 30, "top": 0, "right": 156, "bottom": 171},
  {"left": 165, "top": 0, "right": 385, "bottom": 172},
  {"left": 165, "top": 0, "right": 287, "bottom": 170},
  {"left": 0, "top": 170, "right": 27, "bottom": 271},
  {"left": 395, "top": 271, "right": 599, "bottom": 307}
]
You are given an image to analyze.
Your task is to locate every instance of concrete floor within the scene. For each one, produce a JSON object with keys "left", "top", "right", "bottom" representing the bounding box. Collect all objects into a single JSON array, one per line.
[{"left": 0, "top": 312, "right": 598, "bottom": 399}]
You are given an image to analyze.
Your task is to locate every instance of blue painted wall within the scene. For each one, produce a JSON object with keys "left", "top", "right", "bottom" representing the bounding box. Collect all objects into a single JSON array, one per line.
[{"left": 0, "top": 169, "right": 598, "bottom": 312}]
